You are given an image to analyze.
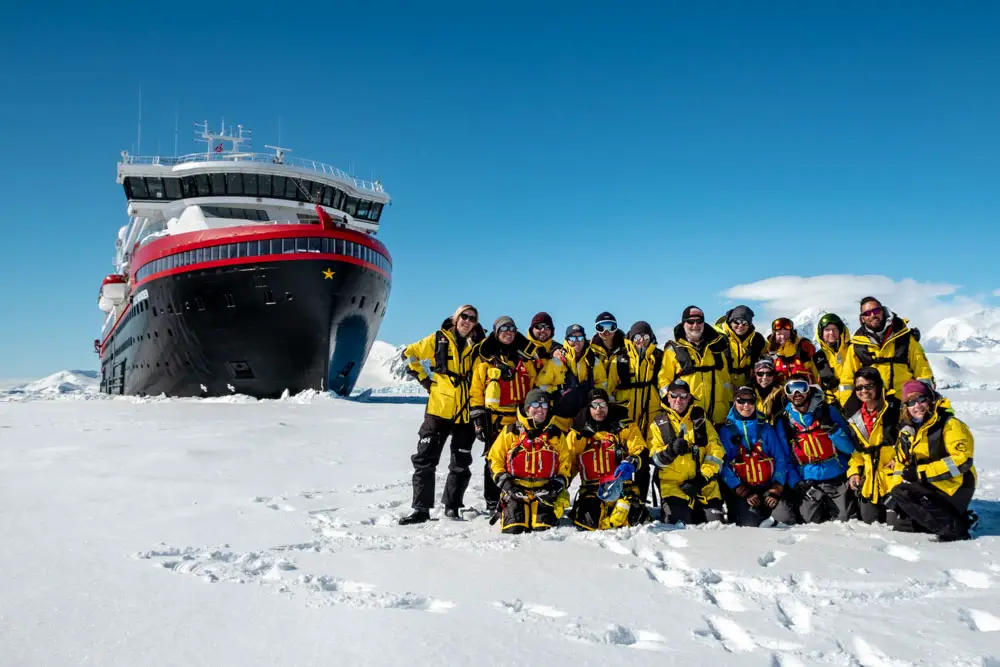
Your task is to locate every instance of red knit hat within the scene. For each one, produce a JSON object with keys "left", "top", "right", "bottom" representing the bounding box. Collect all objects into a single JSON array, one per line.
[
  {"left": 530, "top": 312, "right": 554, "bottom": 330},
  {"left": 902, "top": 379, "right": 932, "bottom": 400}
]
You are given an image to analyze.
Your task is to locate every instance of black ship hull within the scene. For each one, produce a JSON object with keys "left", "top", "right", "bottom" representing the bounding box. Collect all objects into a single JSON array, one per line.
[{"left": 99, "top": 243, "right": 391, "bottom": 398}]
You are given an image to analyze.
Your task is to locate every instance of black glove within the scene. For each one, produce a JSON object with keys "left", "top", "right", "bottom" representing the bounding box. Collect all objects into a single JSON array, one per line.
[
  {"left": 730, "top": 435, "right": 743, "bottom": 447},
  {"left": 419, "top": 378, "right": 432, "bottom": 392},
  {"left": 496, "top": 473, "right": 519, "bottom": 500},
  {"left": 680, "top": 477, "right": 705, "bottom": 498},
  {"left": 535, "top": 477, "right": 565, "bottom": 503},
  {"left": 650, "top": 450, "right": 674, "bottom": 468},
  {"left": 471, "top": 410, "right": 489, "bottom": 442},
  {"left": 670, "top": 437, "right": 689, "bottom": 456},
  {"left": 901, "top": 464, "right": 920, "bottom": 483}
]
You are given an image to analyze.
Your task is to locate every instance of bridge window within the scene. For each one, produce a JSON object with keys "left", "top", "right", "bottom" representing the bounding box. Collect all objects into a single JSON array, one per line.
[
  {"left": 164, "top": 177, "right": 182, "bottom": 200},
  {"left": 195, "top": 174, "right": 210, "bottom": 197},
  {"left": 356, "top": 199, "right": 370, "bottom": 219},
  {"left": 321, "top": 186, "right": 333, "bottom": 207},
  {"left": 371, "top": 203, "right": 382, "bottom": 222},
  {"left": 344, "top": 197, "right": 358, "bottom": 216},
  {"left": 226, "top": 173, "right": 243, "bottom": 196},
  {"left": 284, "top": 178, "right": 299, "bottom": 200},
  {"left": 243, "top": 174, "right": 258, "bottom": 196},
  {"left": 210, "top": 173, "right": 226, "bottom": 196},
  {"left": 128, "top": 177, "right": 148, "bottom": 199}
]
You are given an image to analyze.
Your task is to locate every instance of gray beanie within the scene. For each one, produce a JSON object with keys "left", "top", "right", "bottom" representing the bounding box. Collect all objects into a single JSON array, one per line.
[{"left": 493, "top": 315, "right": 515, "bottom": 334}]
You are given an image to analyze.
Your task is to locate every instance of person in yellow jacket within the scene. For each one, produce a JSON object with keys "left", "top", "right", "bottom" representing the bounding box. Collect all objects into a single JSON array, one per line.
[
  {"left": 750, "top": 357, "right": 786, "bottom": 424},
  {"left": 767, "top": 317, "right": 824, "bottom": 385},
  {"left": 608, "top": 320, "right": 663, "bottom": 502},
  {"left": 399, "top": 304, "right": 486, "bottom": 525},
  {"left": 565, "top": 389, "right": 648, "bottom": 530},
  {"left": 716, "top": 305, "right": 766, "bottom": 389},
  {"left": 488, "top": 388, "right": 572, "bottom": 534},
  {"left": 816, "top": 313, "right": 851, "bottom": 394},
  {"left": 590, "top": 312, "right": 626, "bottom": 377},
  {"left": 659, "top": 306, "right": 733, "bottom": 427},
  {"left": 648, "top": 379, "right": 726, "bottom": 525},
  {"left": 523, "top": 311, "right": 563, "bottom": 365},
  {"left": 537, "top": 324, "right": 610, "bottom": 433},
  {"left": 844, "top": 367, "right": 902, "bottom": 524},
  {"left": 886, "top": 380, "right": 977, "bottom": 541},
  {"left": 837, "top": 297, "right": 935, "bottom": 405},
  {"left": 470, "top": 315, "right": 540, "bottom": 514}
]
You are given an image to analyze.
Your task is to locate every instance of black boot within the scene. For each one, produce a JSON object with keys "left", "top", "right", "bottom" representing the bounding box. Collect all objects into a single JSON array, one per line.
[
  {"left": 444, "top": 507, "right": 461, "bottom": 520},
  {"left": 399, "top": 510, "right": 430, "bottom": 526}
]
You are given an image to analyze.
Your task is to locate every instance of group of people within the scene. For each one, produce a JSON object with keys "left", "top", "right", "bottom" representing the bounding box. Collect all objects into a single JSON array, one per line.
[{"left": 398, "top": 297, "right": 978, "bottom": 542}]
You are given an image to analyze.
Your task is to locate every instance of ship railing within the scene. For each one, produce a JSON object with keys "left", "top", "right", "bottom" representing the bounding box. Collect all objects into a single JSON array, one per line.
[
  {"left": 130, "top": 218, "right": 348, "bottom": 251},
  {"left": 120, "top": 153, "right": 384, "bottom": 193}
]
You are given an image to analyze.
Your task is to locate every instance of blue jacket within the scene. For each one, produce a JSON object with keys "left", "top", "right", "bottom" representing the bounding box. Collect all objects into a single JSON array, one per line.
[
  {"left": 718, "top": 405, "right": 791, "bottom": 490},
  {"left": 775, "top": 388, "right": 855, "bottom": 484}
]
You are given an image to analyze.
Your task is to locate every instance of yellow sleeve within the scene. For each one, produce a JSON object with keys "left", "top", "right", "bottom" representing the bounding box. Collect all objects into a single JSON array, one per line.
[
  {"left": 404, "top": 333, "right": 437, "bottom": 383},
  {"left": 487, "top": 428, "right": 515, "bottom": 479},
  {"left": 565, "top": 431, "right": 584, "bottom": 479},
  {"left": 535, "top": 357, "right": 566, "bottom": 392},
  {"left": 838, "top": 346, "right": 860, "bottom": 404},
  {"left": 554, "top": 434, "right": 572, "bottom": 483},
  {"left": 592, "top": 357, "right": 609, "bottom": 391},
  {"left": 657, "top": 348, "right": 679, "bottom": 398},
  {"left": 847, "top": 450, "right": 864, "bottom": 478},
  {"left": 622, "top": 422, "right": 647, "bottom": 457},
  {"left": 908, "top": 338, "right": 935, "bottom": 385},
  {"left": 699, "top": 421, "right": 726, "bottom": 479},
  {"left": 646, "top": 417, "right": 666, "bottom": 456},
  {"left": 470, "top": 360, "right": 488, "bottom": 411},
  {"left": 917, "top": 418, "right": 974, "bottom": 482}
]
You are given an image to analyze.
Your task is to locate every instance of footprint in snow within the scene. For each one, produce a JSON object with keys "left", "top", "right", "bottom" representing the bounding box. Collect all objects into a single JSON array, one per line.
[
  {"left": 563, "top": 623, "right": 667, "bottom": 651},
  {"left": 777, "top": 533, "right": 808, "bottom": 546},
  {"left": 776, "top": 596, "right": 813, "bottom": 635},
  {"left": 496, "top": 599, "right": 568, "bottom": 619},
  {"left": 851, "top": 636, "right": 915, "bottom": 667},
  {"left": 770, "top": 654, "right": 808, "bottom": 667},
  {"left": 960, "top": 608, "right": 1000, "bottom": 632},
  {"left": 879, "top": 544, "right": 920, "bottom": 562},
  {"left": 946, "top": 569, "right": 993, "bottom": 589},
  {"left": 758, "top": 550, "right": 787, "bottom": 568},
  {"left": 699, "top": 615, "right": 756, "bottom": 653}
]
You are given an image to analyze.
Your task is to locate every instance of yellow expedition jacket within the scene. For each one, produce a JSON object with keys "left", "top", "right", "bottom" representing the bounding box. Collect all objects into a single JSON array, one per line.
[
  {"left": 565, "top": 404, "right": 646, "bottom": 483},
  {"left": 890, "top": 397, "right": 976, "bottom": 497},
  {"left": 659, "top": 325, "right": 733, "bottom": 425},
  {"left": 487, "top": 411, "right": 572, "bottom": 490},
  {"left": 845, "top": 393, "right": 903, "bottom": 504},
  {"left": 838, "top": 315, "right": 934, "bottom": 405},
  {"left": 718, "top": 323, "right": 766, "bottom": 389},
  {"left": 648, "top": 405, "right": 725, "bottom": 504},
  {"left": 608, "top": 341, "right": 663, "bottom": 433},
  {"left": 405, "top": 320, "right": 484, "bottom": 423}
]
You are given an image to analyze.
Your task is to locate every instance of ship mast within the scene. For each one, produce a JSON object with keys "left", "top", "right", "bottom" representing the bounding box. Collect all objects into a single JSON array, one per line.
[{"left": 193, "top": 119, "right": 252, "bottom": 159}]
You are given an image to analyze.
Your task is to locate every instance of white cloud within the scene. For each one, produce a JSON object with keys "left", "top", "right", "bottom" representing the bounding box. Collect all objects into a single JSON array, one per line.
[
  {"left": 720, "top": 274, "right": 986, "bottom": 330},
  {"left": 994, "top": 288, "right": 1000, "bottom": 297}
]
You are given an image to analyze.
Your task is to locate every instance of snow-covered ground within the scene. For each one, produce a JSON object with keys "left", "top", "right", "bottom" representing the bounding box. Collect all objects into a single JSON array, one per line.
[{"left": 1, "top": 390, "right": 999, "bottom": 666}]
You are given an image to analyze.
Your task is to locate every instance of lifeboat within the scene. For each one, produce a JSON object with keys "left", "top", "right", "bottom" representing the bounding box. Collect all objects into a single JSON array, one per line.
[{"left": 98, "top": 274, "right": 128, "bottom": 312}]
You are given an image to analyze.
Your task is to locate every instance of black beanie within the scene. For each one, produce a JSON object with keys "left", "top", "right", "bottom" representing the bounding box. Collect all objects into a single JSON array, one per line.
[
  {"left": 595, "top": 312, "right": 616, "bottom": 324},
  {"left": 682, "top": 305, "right": 705, "bottom": 321}
]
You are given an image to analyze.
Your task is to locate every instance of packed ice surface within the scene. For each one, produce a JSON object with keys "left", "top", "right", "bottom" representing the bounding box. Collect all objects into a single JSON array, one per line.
[{"left": 0, "top": 389, "right": 998, "bottom": 667}]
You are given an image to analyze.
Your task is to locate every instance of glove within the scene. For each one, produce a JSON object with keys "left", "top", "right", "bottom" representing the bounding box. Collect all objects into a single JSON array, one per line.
[
  {"left": 734, "top": 484, "right": 750, "bottom": 498},
  {"left": 471, "top": 410, "right": 489, "bottom": 442},
  {"left": 614, "top": 459, "right": 636, "bottom": 481},
  {"left": 670, "top": 438, "right": 689, "bottom": 456},
  {"left": 747, "top": 493, "right": 761, "bottom": 508},
  {"left": 651, "top": 450, "right": 673, "bottom": 468},
  {"left": 535, "top": 478, "right": 566, "bottom": 503},
  {"left": 419, "top": 378, "right": 432, "bottom": 392},
  {"left": 496, "top": 474, "right": 528, "bottom": 501},
  {"left": 901, "top": 465, "right": 920, "bottom": 483},
  {"left": 680, "top": 477, "right": 705, "bottom": 498}
]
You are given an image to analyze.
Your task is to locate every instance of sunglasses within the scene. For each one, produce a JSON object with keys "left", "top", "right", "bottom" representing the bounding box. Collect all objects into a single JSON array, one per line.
[
  {"left": 772, "top": 318, "right": 794, "bottom": 331},
  {"left": 731, "top": 319, "right": 750, "bottom": 327},
  {"left": 497, "top": 324, "right": 516, "bottom": 333},
  {"left": 590, "top": 399, "right": 608, "bottom": 409},
  {"left": 784, "top": 380, "right": 810, "bottom": 396},
  {"left": 459, "top": 312, "right": 478, "bottom": 323},
  {"left": 735, "top": 397, "right": 755, "bottom": 405},
  {"left": 668, "top": 392, "right": 691, "bottom": 400},
  {"left": 632, "top": 333, "right": 651, "bottom": 343},
  {"left": 855, "top": 383, "right": 876, "bottom": 393},
  {"left": 905, "top": 396, "right": 930, "bottom": 408},
  {"left": 567, "top": 334, "right": 586, "bottom": 342},
  {"left": 861, "top": 306, "right": 883, "bottom": 318},
  {"left": 755, "top": 371, "right": 775, "bottom": 377},
  {"left": 528, "top": 400, "right": 549, "bottom": 409},
  {"left": 533, "top": 323, "right": 553, "bottom": 331},
  {"left": 595, "top": 321, "right": 617, "bottom": 333},
  {"left": 684, "top": 318, "right": 704, "bottom": 325}
]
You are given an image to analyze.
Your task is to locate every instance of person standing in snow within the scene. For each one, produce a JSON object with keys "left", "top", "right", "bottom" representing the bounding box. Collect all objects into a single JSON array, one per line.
[
  {"left": 523, "top": 311, "right": 563, "bottom": 364},
  {"left": 399, "top": 305, "right": 485, "bottom": 525},
  {"left": 886, "top": 380, "right": 977, "bottom": 541},
  {"left": 718, "top": 386, "right": 795, "bottom": 526},
  {"left": 565, "top": 388, "right": 648, "bottom": 530},
  {"left": 659, "top": 306, "right": 733, "bottom": 427},
  {"left": 470, "top": 316, "right": 539, "bottom": 514},
  {"left": 837, "top": 297, "right": 935, "bottom": 405},
  {"left": 776, "top": 377, "right": 859, "bottom": 524},
  {"left": 750, "top": 357, "right": 787, "bottom": 424},
  {"left": 648, "top": 379, "right": 726, "bottom": 525},
  {"left": 716, "top": 305, "right": 767, "bottom": 390},
  {"left": 590, "top": 312, "right": 626, "bottom": 377},
  {"left": 538, "top": 323, "right": 609, "bottom": 433},
  {"left": 488, "top": 388, "right": 572, "bottom": 534},
  {"left": 766, "top": 317, "right": 824, "bottom": 386},
  {"left": 843, "top": 367, "right": 902, "bottom": 524}
]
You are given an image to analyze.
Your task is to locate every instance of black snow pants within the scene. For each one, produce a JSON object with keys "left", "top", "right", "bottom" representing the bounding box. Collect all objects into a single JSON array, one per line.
[
  {"left": 723, "top": 484, "right": 798, "bottom": 527},
  {"left": 887, "top": 478, "right": 975, "bottom": 541},
  {"left": 796, "top": 475, "right": 857, "bottom": 524},
  {"left": 410, "top": 414, "right": 475, "bottom": 511}
]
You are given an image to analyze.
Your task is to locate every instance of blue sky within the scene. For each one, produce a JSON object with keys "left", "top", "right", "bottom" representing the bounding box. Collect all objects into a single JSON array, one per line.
[{"left": 1, "top": 1, "right": 999, "bottom": 377}]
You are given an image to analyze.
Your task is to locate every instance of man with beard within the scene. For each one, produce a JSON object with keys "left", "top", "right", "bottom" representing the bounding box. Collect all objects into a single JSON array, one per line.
[
  {"left": 717, "top": 305, "right": 767, "bottom": 389},
  {"left": 659, "top": 305, "right": 733, "bottom": 426},
  {"left": 837, "top": 297, "right": 934, "bottom": 405}
]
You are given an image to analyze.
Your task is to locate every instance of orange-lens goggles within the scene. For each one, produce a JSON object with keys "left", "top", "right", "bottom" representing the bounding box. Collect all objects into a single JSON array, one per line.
[{"left": 772, "top": 318, "right": 794, "bottom": 331}]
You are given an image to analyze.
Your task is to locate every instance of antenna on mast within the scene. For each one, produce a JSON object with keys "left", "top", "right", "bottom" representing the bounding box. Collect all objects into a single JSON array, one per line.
[
  {"left": 173, "top": 102, "right": 179, "bottom": 155},
  {"left": 137, "top": 85, "right": 142, "bottom": 155}
]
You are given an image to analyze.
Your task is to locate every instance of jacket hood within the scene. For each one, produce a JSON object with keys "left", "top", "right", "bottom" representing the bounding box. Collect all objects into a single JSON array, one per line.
[
  {"left": 786, "top": 386, "right": 826, "bottom": 416},
  {"left": 516, "top": 407, "right": 557, "bottom": 436},
  {"left": 673, "top": 321, "right": 725, "bottom": 347},
  {"left": 591, "top": 329, "right": 626, "bottom": 353},
  {"left": 440, "top": 317, "right": 486, "bottom": 343},
  {"left": 726, "top": 402, "right": 761, "bottom": 424},
  {"left": 478, "top": 331, "right": 530, "bottom": 359}
]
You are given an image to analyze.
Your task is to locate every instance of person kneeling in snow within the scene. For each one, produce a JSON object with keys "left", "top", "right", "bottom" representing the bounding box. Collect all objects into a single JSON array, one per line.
[
  {"left": 565, "top": 389, "right": 649, "bottom": 530},
  {"left": 776, "top": 377, "right": 858, "bottom": 524},
  {"left": 488, "top": 388, "right": 571, "bottom": 534},
  {"left": 718, "top": 386, "right": 795, "bottom": 526},
  {"left": 648, "top": 379, "right": 726, "bottom": 525},
  {"left": 885, "top": 381, "right": 978, "bottom": 541}
]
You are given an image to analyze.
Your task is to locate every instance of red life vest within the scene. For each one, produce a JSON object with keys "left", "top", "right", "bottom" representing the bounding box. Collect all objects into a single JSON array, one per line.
[
  {"left": 577, "top": 436, "right": 623, "bottom": 483},
  {"left": 787, "top": 416, "right": 837, "bottom": 465},
  {"left": 507, "top": 434, "right": 560, "bottom": 479},
  {"left": 486, "top": 361, "right": 533, "bottom": 410},
  {"left": 774, "top": 339, "right": 818, "bottom": 384},
  {"left": 731, "top": 441, "right": 776, "bottom": 486}
]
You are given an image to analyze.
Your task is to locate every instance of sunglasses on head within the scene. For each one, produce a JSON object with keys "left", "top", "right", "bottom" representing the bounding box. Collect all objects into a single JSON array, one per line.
[
  {"left": 567, "top": 334, "right": 586, "bottom": 342},
  {"left": 772, "top": 318, "right": 794, "bottom": 331},
  {"left": 668, "top": 391, "right": 690, "bottom": 400},
  {"left": 590, "top": 399, "right": 608, "bottom": 409},
  {"left": 533, "top": 323, "right": 553, "bottom": 331},
  {"left": 595, "top": 321, "right": 617, "bottom": 333},
  {"left": 905, "top": 395, "right": 930, "bottom": 408},
  {"left": 735, "top": 397, "right": 755, "bottom": 405},
  {"left": 783, "top": 380, "right": 810, "bottom": 396},
  {"left": 861, "top": 306, "right": 883, "bottom": 318},
  {"left": 459, "top": 312, "right": 478, "bottom": 323},
  {"left": 528, "top": 400, "right": 549, "bottom": 409},
  {"left": 855, "top": 382, "right": 876, "bottom": 392}
]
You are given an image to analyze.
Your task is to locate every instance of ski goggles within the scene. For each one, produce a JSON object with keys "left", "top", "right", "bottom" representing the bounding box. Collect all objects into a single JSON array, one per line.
[
  {"left": 772, "top": 317, "right": 794, "bottom": 331},
  {"left": 861, "top": 306, "right": 883, "bottom": 318},
  {"left": 497, "top": 324, "right": 516, "bottom": 333},
  {"left": 595, "top": 321, "right": 617, "bottom": 333},
  {"left": 527, "top": 399, "right": 549, "bottom": 409},
  {"left": 567, "top": 334, "right": 586, "bottom": 342},
  {"left": 589, "top": 399, "right": 608, "bottom": 409},
  {"left": 783, "top": 380, "right": 810, "bottom": 396},
  {"left": 905, "top": 395, "right": 931, "bottom": 407}
]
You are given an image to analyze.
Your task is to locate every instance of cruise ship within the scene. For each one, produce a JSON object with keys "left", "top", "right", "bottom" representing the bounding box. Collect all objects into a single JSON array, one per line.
[{"left": 96, "top": 120, "right": 392, "bottom": 398}]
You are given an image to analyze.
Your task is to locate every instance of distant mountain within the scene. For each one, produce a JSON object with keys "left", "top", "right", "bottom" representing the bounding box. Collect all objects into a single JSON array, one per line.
[
  {"left": 355, "top": 341, "right": 421, "bottom": 393},
  {"left": 6, "top": 370, "right": 100, "bottom": 396},
  {"left": 791, "top": 307, "right": 832, "bottom": 343},
  {"left": 923, "top": 308, "right": 1000, "bottom": 353}
]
